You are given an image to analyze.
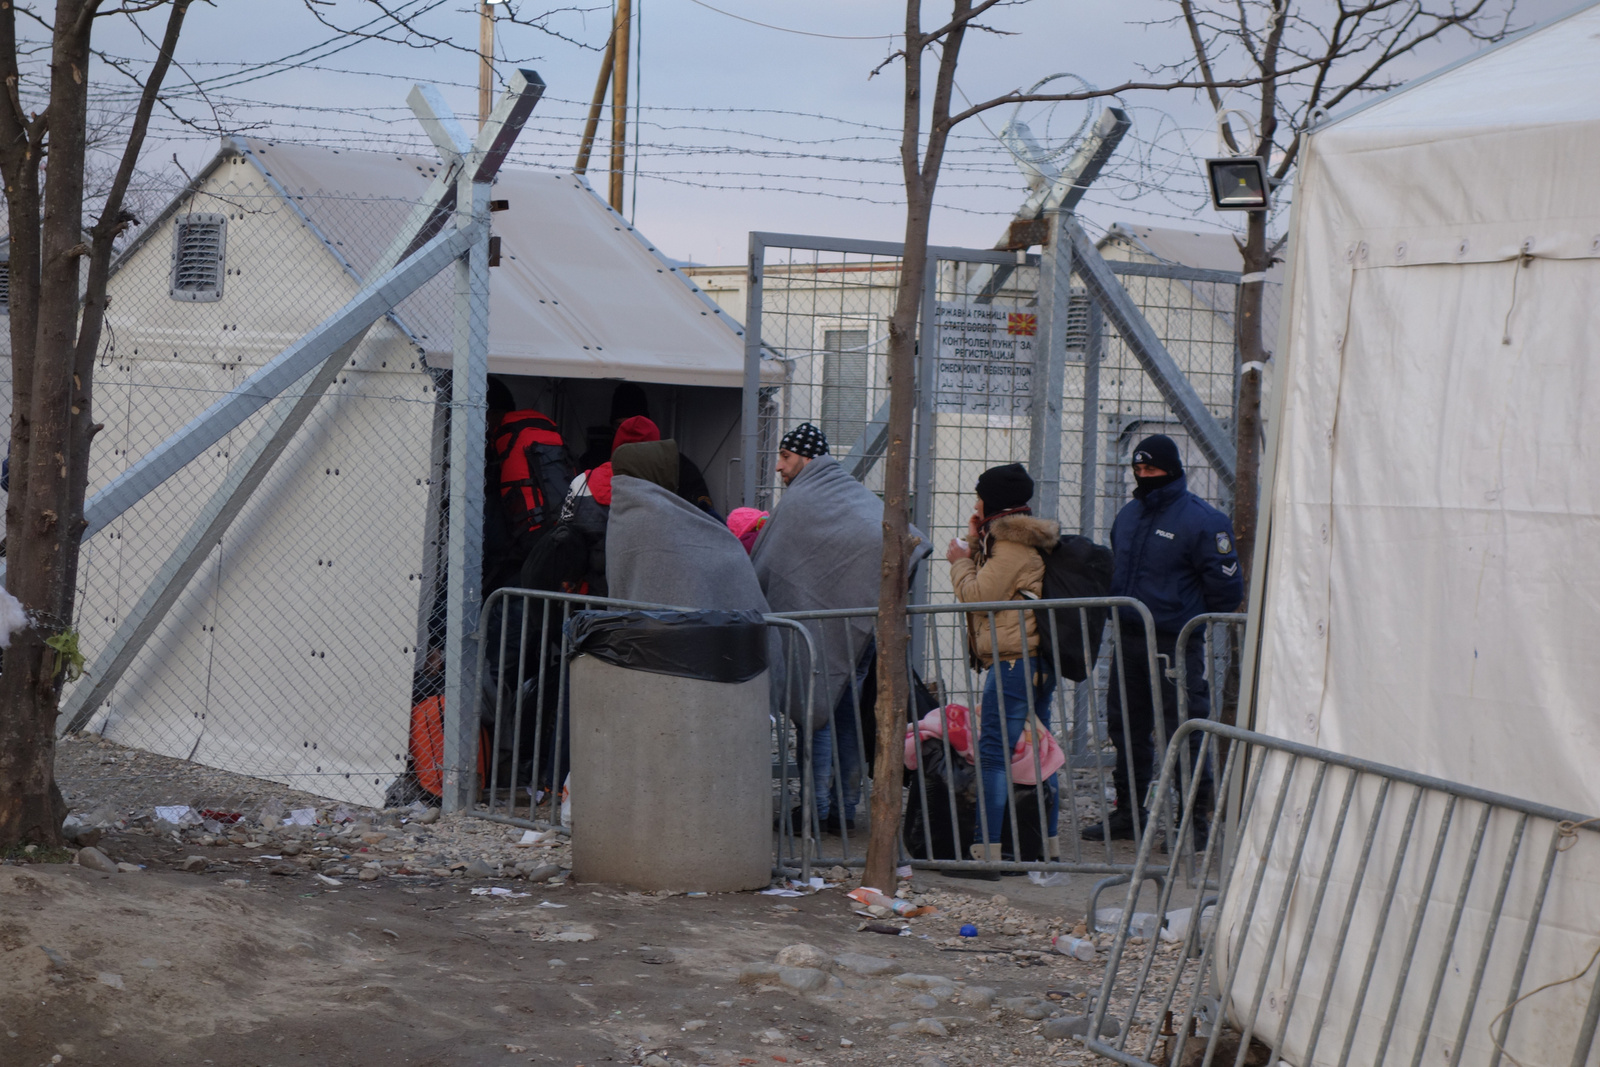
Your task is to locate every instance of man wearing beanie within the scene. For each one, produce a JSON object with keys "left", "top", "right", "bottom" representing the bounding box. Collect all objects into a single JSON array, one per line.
[
  {"left": 1083, "top": 434, "right": 1242, "bottom": 845},
  {"left": 755, "top": 421, "right": 930, "bottom": 838},
  {"left": 774, "top": 421, "right": 829, "bottom": 486},
  {"left": 947, "top": 462, "right": 1064, "bottom": 867}
]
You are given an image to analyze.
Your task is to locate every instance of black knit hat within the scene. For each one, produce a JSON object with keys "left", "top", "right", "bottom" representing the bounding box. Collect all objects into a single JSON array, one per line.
[
  {"left": 779, "top": 422, "right": 829, "bottom": 458},
  {"left": 610, "top": 382, "right": 650, "bottom": 423},
  {"left": 487, "top": 376, "right": 516, "bottom": 413},
  {"left": 975, "top": 462, "right": 1033, "bottom": 514},
  {"left": 1131, "top": 434, "right": 1184, "bottom": 476}
]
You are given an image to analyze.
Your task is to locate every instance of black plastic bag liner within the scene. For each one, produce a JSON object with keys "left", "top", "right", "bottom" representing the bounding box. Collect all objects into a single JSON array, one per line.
[{"left": 565, "top": 610, "right": 768, "bottom": 683}]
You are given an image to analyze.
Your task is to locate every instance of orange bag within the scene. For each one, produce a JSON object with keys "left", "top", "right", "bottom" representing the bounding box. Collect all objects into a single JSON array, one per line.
[{"left": 409, "top": 696, "right": 488, "bottom": 798}]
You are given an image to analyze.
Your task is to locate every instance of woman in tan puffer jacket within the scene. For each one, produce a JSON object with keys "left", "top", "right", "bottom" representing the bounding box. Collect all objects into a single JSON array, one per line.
[{"left": 946, "top": 463, "right": 1062, "bottom": 866}]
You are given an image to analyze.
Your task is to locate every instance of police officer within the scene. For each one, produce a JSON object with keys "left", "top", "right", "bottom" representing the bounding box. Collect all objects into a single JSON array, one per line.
[{"left": 1083, "top": 434, "right": 1242, "bottom": 842}]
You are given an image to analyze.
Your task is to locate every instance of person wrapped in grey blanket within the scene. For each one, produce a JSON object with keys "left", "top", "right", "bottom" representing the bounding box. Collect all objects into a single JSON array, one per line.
[
  {"left": 607, "top": 440, "right": 772, "bottom": 615},
  {"left": 751, "top": 423, "right": 930, "bottom": 835}
]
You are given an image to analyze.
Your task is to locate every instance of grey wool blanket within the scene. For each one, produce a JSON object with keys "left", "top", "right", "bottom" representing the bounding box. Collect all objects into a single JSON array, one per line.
[
  {"left": 751, "top": 455, "right": 930, "bottom": 729},
  {"left": 607, "top": 474, "right": 772, "bottom": 615}
]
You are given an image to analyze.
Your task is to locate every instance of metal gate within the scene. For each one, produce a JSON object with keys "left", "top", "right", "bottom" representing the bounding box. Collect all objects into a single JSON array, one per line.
[{"left": 737, "top": 224, "right": 1252, "bottom": 569}]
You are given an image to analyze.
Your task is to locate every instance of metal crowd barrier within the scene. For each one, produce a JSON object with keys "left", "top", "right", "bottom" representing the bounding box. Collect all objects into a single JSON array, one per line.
[
  {"left": 464, "top": 588, "right": 1244, "bottom": 883},
  {"left": 1084, "top": 719, "right": 1600, "bottom": 1067},
  {"left": 769, "top": 596, "right": 1241, "bottom": 879},
  {"left": 468, "top": 588, "right": 822, "bottom": 873}
]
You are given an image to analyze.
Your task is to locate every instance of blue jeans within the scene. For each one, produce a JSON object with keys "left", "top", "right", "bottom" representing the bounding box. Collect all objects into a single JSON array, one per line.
[
  {"left": 974, "top": 656, "right": 1059, "bottom": 846},
  {"left": 810, "top": 643, "right": 874, "bottom": 823}
]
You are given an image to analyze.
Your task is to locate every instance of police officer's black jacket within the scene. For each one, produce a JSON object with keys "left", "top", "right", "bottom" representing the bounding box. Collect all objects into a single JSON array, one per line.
[{"left": 1109, "top": 473, "right": 1243, "bottom": 637}]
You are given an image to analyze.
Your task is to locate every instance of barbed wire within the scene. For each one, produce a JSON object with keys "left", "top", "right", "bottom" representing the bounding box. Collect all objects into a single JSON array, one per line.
[{"left": 0, "top": 2, "right": 1265, "bottom": 255}]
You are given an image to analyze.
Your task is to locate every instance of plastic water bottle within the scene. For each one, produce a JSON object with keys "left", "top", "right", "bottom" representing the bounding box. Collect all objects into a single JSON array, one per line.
[{"left": 1053, "top": 935, "right": 1096, "bottom": 961}]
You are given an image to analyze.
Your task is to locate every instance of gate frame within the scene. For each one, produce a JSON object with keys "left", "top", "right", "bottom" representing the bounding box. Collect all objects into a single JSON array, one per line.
[{"left": 737, "top": 230, "right": 1241, "bottom": 528}]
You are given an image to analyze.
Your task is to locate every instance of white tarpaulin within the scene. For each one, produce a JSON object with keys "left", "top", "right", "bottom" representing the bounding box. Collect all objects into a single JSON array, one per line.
[
  {"left": 239, "top": 139, "right": 749, "bottom": 386},
  {"left": 1230, "top": 5, "right": 1600, "bottom": 1065}
]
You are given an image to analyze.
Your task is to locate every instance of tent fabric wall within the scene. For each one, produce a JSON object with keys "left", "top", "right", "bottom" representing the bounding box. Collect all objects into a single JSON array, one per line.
[
  {"left": 73, "top": 157, "right": 437, "bottom": 807},
  {"left": 67, "top": 139, "right": 757, "bottom": 806},
  {"left": 1230, "top": 6, "right": 1600, "bottom": 1064}
]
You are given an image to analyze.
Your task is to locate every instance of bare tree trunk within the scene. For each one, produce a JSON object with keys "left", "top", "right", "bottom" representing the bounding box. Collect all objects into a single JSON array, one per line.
[
  {"left": 1231, "top": 209, "right": 1269, "bottom": 587},
  {"left": 0, "top": 0, "right": 189, "bottom": 848},
  {"left": 864, "top": 0, "right": 973, "bottom": 892},
  {"left": 0, "top": 0, "right": 99, "bottom": 848}
]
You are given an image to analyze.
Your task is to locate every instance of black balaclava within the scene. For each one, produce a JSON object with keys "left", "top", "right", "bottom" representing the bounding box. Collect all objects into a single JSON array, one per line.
[{"left": 1131, "top": 434, "right": 1184, "bottom": 498}]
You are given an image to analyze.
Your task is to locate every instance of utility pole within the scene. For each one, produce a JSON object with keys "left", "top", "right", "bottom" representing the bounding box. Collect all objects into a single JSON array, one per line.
[
  {"left": 478, "top": 0, "right": 500, "bottom": 127},
  {"left": 574, "top": 29, "right": 617, "bottom": 175},
  {"left": 608, "top": 0, "right": 632, "bottom": 212}
]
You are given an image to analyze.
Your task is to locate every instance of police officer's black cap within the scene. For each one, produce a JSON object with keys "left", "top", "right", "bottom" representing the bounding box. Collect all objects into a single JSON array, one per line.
[{"left": 1131, "top": 434, "right": 1184, "bottom": 476}]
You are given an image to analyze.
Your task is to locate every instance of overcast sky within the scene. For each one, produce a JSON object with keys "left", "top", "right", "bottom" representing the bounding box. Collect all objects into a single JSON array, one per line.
[{"left": 81, "top": 0, "right": 1573, "bottom": 266}]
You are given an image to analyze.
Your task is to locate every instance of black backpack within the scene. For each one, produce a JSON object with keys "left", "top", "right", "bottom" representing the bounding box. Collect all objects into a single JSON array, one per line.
[
  {"left": 493, "top": 410, "right": 575, "bottom": 558},
  {"left": 1022, "top": 534, "right": 1113, "bottom": 682}
]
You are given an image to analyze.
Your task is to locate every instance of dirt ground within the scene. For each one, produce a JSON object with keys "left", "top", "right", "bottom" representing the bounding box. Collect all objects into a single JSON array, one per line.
[{"left": 2, "top": 738, "right": 1197, "bottom": 1067}]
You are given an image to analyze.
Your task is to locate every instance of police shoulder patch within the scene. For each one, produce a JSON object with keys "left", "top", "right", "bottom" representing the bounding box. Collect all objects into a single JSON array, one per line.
[{"left": 1215, "top": 531, "right": 1233, "bottom": 554}]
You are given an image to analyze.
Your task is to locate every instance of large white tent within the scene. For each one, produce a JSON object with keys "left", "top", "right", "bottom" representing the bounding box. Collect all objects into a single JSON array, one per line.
[
  {"left": 1226, "top": 5, "right": 1600, "bottom": 1064},
  {"left": 64, "top": 139, "right": 749, "bottom": 807}
]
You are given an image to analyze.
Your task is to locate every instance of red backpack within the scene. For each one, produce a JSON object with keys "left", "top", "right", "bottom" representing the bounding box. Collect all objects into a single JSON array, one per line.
[{"left": 493, "top": 410, "right": 575, "bottom": 556}]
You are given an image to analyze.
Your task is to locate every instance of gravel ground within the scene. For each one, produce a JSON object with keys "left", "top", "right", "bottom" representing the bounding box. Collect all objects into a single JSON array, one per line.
[{"left": 3, "top": 732, "right": 1215, "bottom": 1067}]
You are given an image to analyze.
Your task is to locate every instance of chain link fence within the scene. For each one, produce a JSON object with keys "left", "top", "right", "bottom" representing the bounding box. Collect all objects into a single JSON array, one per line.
[
  {"left": 39, "top": 197, "right": 1278, "bottom": 825},
  {"left": 739, "top": 231, "right": 1277, "bottom": 733},
  {"left": 54, "top": 154, "right": 461, "bottom": 812}
]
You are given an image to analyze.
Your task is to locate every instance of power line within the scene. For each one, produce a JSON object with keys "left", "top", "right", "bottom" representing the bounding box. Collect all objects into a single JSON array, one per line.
[{"left": 680, "top": 0, "right": 898, "bottom": 42}]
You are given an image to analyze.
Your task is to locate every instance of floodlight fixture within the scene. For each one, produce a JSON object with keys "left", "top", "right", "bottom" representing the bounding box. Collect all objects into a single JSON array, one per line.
[{"left": 1206, "top": 156, "right": 1271, "bottom": 212}]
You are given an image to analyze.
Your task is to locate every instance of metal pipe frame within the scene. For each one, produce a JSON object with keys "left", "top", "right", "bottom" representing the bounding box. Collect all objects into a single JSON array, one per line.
[
  {"left": 1067, "top": 217, "right": 1237, "bottom": 484},
  {"left": 1083, "top": 718, "right": 1600, "bottom": 1067}
]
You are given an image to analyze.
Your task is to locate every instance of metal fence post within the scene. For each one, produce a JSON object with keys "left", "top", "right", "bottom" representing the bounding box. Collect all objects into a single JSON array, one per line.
[
  {"left": 442, "top": 169, "right": 493, "bottom": 814},
  {"left": 1079, "top": 295, "right": 1103, "bottom": 540},
  {"left": 910, "top": 254, "right": 938, "bottom": 669},
  {"left": 740, "top": 233, "right": 767, "bottom": 508},
  {"left": 1030, "top": 211, "right": 1070, "bottom": 524}
]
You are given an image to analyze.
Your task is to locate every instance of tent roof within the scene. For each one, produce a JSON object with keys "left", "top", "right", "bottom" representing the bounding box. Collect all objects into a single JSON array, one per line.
[
  {"left": 1300, "top": 1, "right": 1600, "bottom": 263},
  {"left": 1324, "top": 0, "right": 1600, "bottom": 135},
  {"left": 1103, "top": 222, "right": 1243, "bottom": 273},
  {"left": 1102, "top": 221, "right": 1287, "bottom": 284},
  {"left": 184, "top": 138, "right": 748, "bottom": 388}
]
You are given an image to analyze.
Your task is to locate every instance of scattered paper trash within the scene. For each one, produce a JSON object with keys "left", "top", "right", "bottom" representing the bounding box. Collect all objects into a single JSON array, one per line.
[
  {"left": 282, "top": 808, "right": 318, "bottom": 827},
  {"left": 1027, "top": 870, "right": 1073, "bottom": 887},
  {"left": 536, "top": 901, "right": 568, "bottom": 909},
  {"left": 515, "top": 829, "right": 553, "bottom": 847},
  {"left": 471, "top": 887, "right": 530, "bottom": 898},
  {"left": 314, "top": 874, "right": 343, "bottom": 887},
  {"left": 896, "top": 864, "right": 913, "bottom": 879},
  {"left": 329, "top": 805, "right": 356, "bottom": 824},
  {"left": 847, "top": 887, "right": 935, "bottom": 917},
  {"left": 760, "top": 887, "right": 805, "bottom": 897},
  {"left": 153, "top": 805, "right": 201, "bottom": 827}
]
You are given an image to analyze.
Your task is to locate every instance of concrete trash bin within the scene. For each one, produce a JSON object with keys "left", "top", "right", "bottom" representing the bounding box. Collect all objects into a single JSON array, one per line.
[{"left": 566, "top": 609, "right": 772, "bottom": 892}]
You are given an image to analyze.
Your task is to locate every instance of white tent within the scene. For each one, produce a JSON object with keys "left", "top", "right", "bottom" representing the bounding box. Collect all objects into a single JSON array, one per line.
[
  {"left": 231, "top": 138, "right": 748, "bottom": 385},
  {"left": 1229, "top": 5, "right": 1600, "bottom": 1064},
  {"left": 67, "top": 139, "right": 749, "bottom": 807}
]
